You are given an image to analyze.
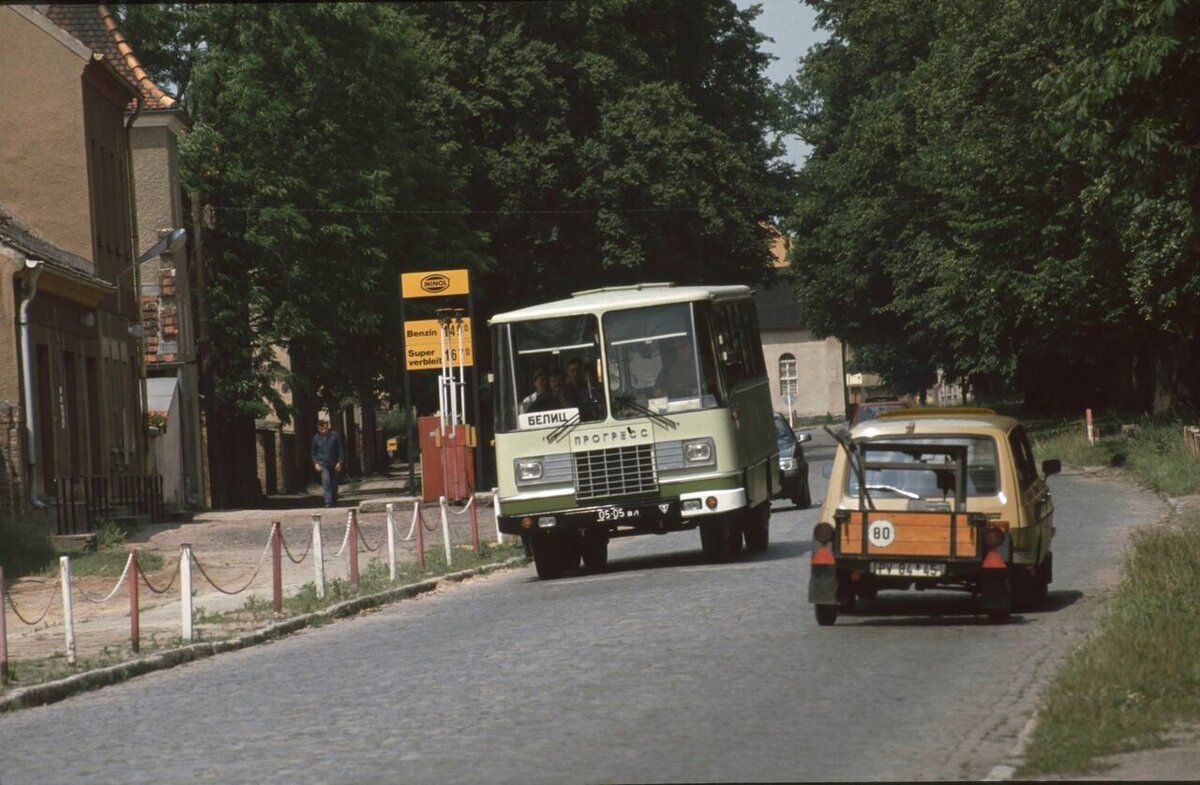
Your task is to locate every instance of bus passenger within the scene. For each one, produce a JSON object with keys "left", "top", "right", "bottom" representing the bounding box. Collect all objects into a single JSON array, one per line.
[
  {"left": 528, "top": 369, "right": 569, "bottom": 412},
  {"left": 520, "top": 368, "right": 549, "bottom": 413}
]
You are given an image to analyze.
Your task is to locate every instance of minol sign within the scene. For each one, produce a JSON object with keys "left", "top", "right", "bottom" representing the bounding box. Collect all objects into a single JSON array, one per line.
[{"left": 401, "top": 269, "right": 470, "bottom": 298}]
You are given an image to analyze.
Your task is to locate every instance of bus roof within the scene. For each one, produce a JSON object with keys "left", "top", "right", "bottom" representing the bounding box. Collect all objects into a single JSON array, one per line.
[{"left": 488, "top": 283, "right": 754, "bottom": 324}]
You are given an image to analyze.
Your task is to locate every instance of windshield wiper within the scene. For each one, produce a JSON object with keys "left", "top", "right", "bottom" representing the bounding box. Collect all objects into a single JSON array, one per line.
[
  {"left": 546, "top": 411, "right": 582, "bottom": 444},
  {"left": 614, "top": 394, "right": 678, "bottom": 430},
  {"left": 826, "top": 425, "right": 875, "bottom": 511},
  {"left": 863, "top": 484, "right": 921, "bottom": 500}
]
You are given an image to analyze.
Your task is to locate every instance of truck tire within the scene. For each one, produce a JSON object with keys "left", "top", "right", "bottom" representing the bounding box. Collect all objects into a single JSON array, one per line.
[{"left": 815, "top": 604, "right": 838, "bottom": 626}]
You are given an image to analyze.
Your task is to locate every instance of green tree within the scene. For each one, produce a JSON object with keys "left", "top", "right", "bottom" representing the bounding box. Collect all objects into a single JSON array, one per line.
[
  {"left": 1038, "top": 0, "right": 1200, "bottom": 412},
  {"left": 122, "top": 4, "right": 482, "bottom": 504},
  {"left": 783, "top": 0, "right": 1193, "bottom": 411},
  {"left": 408, "top": 0, "right": 794, "bottom": 310}
]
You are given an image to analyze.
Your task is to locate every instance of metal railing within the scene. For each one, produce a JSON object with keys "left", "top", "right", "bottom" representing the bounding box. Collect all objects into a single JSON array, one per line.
[{"left": 52, "top": 474, "right": 164, "bottom": 535}]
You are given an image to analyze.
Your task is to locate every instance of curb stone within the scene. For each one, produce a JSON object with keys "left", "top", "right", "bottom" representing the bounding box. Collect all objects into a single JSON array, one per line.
[
  {"left": 983, "top": 716, "right": 1039, "bottom": 781},
  {"left": 0, "top": 556, "right": 527, "bottom": 714}
]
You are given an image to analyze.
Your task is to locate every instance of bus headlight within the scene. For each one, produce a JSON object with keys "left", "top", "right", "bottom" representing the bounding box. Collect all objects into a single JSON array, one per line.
[
  {"left": 684, "top": 438, "right": 714, "bottom": 465},
  {"left": 779, "top": 457, "right": 797, "bottom": 471},
  {"left": 516, "top": 459, "right": 544, "bottom": 482}
]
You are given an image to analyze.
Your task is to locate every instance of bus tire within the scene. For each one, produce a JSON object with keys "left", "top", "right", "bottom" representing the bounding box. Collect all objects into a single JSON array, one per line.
[
  {"left": 700, "top": 519, "right": 732, "bottom": 562},
  {"left": 531, "top": 534, "right": 567, "bottom": 580},
  {"left": 744, "top": 504, "right": 770, "bottom": 552},
  {"left": 580, "top": 532, "right": 608, "bottom": 572}
]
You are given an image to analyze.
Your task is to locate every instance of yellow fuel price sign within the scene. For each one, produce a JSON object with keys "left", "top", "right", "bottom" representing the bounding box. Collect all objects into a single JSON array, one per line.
[{"left": 404, "top": 317, "right": 473, "bottom": 370}]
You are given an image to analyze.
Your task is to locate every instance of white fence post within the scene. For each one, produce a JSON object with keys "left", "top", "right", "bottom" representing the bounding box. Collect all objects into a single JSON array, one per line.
[
  {"left": 59, "top": 556, "right": 76, "bottom": 665},
  {"left": 386, "top": 503, "right": 397, "bottom": 583},
  {"left": 312, "top": 514, "right": 325, "bottom": 599},
  {"left": 492, "top": 487, "right": 503, "bottom": 544},
  {"left": 440, "top": 495, "right": 453, "bottom": 566},
  {"left": 180, "top": 544, "right": 193, "bottom": 642}
]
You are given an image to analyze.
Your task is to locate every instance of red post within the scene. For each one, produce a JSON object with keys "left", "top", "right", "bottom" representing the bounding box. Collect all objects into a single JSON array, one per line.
[
  {"left": 272, "top": 521, "right": 282, "bottom": 613},
  {"left": 469, "top": 494, "right": 480, "bottom": 553},
  {"left": 129, "top": 550, "right": 140, "bottom": 654},
  {"left": 348, "top": 510, "right": 360, "bottom": 589},
  {"left": 1, "top": 565, "right": 9, "bottom": 680},
  {"left": 415, "top": 501, "right": 426, "bottom": 571}
]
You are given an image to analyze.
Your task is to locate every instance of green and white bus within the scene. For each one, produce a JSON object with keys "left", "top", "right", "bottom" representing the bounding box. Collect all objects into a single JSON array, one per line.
[{"left": 490, "top": 283, "right": 780, "bottom": 579}]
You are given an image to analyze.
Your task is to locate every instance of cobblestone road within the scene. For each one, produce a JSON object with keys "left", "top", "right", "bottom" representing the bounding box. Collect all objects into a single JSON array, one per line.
[{"left": 0, "top": 453, "right": 1163, "bottom": 784}]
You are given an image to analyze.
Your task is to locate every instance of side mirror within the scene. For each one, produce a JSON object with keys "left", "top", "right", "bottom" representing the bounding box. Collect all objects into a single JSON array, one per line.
[
  {"left": 797, "top": 432, "right": 812, "bottom": 444},
  {"left": 1042, "top": 459, "right": 1061, "bottom": 477}
]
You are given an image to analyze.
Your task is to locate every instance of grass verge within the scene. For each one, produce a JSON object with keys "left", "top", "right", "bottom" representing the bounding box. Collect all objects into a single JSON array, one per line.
[
  {"left": 1013, "top": 412, "right": 1200, "bottom": 775},
  {"left": 1018, "top": 507, "right": 1200, "bottom": 775}
]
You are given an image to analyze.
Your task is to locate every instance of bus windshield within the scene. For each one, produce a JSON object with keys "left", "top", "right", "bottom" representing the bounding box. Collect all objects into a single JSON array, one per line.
[
  {"left": 603, "top": 303, "right": 722, "bottom": 419},
  {"left": 495, "top": 314, "right": 606, "bottom": 432}
]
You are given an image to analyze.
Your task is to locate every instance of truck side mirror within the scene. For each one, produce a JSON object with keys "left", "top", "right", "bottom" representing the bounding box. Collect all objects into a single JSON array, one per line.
[{"left": 1042, "top": 459, "right": 1061, "bottom": 477}]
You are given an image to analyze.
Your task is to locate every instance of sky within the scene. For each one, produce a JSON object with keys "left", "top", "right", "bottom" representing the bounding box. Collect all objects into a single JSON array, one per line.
[{"left": 736, "top": 0, "right": 829, "bottom": 166}]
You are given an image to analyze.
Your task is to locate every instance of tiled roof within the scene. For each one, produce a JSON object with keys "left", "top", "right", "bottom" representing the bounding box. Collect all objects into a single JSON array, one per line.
[{"left": 42, "top": 4, "right": 176, "bottom": 111}]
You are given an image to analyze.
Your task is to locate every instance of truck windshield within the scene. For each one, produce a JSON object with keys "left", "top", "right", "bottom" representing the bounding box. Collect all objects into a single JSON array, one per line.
[
  {"left": 494, "top": 314, "right": 605, "bottom": 432},
  {"left": 847, "top": 437, "right": 1001, "bottom": 498},
  {"left": 602, "top": 302, "right": 721, "bottom": 419}
]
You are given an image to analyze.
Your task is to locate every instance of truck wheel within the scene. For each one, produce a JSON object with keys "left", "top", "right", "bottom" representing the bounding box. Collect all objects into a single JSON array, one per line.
[
  {"left": 1034, "top": 552, "right": 1052, "bottom": 605},
  {"left": 530, "top": 534, "right": 566, "bottom": 580},
  {"left": 580, "top": 532, "right": 608, "bottom": 572},
  {"left": 1010, "top": 568, "right": 1037, "bottom": 610},
  {"left": 815, "top": 604, "right": 838, "bottom": 626},
  {"left": 700, "top": 519, "right": 732, "bottom": 562}
]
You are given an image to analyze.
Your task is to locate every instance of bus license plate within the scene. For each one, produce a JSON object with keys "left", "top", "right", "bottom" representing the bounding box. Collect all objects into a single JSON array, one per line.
[{"left": 871, "top": 562, "right": 945, "bottom": 577}]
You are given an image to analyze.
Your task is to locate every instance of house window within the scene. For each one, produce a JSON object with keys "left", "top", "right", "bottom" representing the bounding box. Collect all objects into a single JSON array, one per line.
[{"left": 779, "top": 353, "right": 797, "bottom": 398}]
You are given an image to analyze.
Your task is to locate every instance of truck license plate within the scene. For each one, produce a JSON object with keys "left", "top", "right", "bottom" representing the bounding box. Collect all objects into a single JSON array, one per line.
[{"left": 871, "top": 562, "right": 945, "bottom": 577}]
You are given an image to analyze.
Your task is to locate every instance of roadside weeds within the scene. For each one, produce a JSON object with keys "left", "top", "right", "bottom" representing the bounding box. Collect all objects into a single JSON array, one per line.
[{"left": 1015, "top": 500, "right": 1200, "bottom": 777}]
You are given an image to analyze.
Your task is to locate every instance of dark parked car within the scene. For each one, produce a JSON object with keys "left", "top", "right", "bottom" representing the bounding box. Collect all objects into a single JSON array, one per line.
[
  {"left": 849, "top": 399, "right": 908, "bottom": 427},
  {"left": 773, "top": 412, "right": 812, "bottom": 508}
]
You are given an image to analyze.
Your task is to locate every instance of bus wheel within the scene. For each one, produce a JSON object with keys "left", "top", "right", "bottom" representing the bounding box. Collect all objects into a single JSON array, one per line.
[
  {"left": 581, "top": 532, "right": 608, "bottom": 572},
  {"left": 744, "top": 504, "right": 770, "bottom": 552},
  {"left": 815, "top": 604, "right": 838, "bottom": 626},
  {"left": 700, "top": 519, "right": 732, "bottom": 562},
  {"left": 530, "top": 534, "right": 567, "bottom": 580},
  {"left": 727, "top": 516, "right": 744, "bottom": 556}
]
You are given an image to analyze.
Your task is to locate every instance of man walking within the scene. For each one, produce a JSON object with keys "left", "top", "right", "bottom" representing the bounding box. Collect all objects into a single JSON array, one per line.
[{"left": 312, "top": 418, "right": 345, "bottom": 508}]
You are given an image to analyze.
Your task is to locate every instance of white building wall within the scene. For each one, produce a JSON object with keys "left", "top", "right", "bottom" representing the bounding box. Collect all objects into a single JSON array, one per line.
[{"left": 761, "top": 328, "right": 846, "bottom": 420}]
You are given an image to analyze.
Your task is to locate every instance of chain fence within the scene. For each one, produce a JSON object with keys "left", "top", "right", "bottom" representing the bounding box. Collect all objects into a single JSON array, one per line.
[{"left": 1, "top": 496, "right": 508, "bottom": 675}]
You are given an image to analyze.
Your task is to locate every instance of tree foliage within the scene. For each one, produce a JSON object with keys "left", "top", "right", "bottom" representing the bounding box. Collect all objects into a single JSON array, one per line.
[
  {"left": 786, "top": 0, "right": 1200, "bottom": 412},
  {"left": 407, "top": 0, "right": 795, "bottom": 309},
  {"left": 117, "top": 1, "right": 793, "bottom": 502}
]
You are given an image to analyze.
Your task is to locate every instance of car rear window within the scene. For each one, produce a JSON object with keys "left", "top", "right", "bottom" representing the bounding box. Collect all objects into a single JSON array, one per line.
[{"left": 846, "top": 436, "right": 1001, "bottom": 498}]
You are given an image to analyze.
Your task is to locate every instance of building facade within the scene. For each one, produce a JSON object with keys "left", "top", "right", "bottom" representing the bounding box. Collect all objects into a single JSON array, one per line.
[{"left": 0, "top": 6, "right": 148, "bottom": 516}]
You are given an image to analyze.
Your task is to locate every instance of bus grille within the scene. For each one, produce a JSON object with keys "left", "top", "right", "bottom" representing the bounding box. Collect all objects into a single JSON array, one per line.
[{"left": 574, "top": 444, "right": 658, "bottom": 501}]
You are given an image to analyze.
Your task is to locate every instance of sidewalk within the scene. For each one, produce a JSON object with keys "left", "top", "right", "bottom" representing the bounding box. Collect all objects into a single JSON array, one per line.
[{"left": 2, "top": 464, "right": 512, "bottom": 670}]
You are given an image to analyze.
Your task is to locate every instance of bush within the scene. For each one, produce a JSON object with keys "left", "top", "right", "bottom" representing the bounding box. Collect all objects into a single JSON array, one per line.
[{"left": 0, "top": 513, "right": 56, "bottom": 579}]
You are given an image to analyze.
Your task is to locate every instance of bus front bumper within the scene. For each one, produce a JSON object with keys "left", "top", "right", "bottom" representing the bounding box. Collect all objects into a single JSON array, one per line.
[{"left": 498, "top": 488, "right": 746, "bottom": 538}]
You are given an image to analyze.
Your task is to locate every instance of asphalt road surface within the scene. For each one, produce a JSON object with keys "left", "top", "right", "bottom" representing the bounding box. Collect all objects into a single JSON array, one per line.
[{"left": 0, "top": 432, "right": 1163, "bottom": 784}]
